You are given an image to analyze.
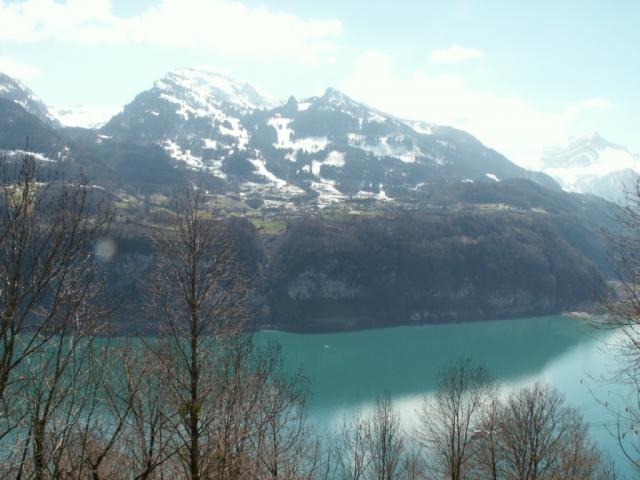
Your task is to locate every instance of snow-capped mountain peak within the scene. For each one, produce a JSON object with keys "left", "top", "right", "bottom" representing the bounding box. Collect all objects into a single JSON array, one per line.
[
  {"left": 0, "top": 72, "right": 59, "bottom": 127},
  {"left": 317, "top": 87, "right": 388, "bottom": 119},
  {"left": 540, "top": 132, "right": 640, "bottom": 200},
  {"left": 321, "top": 87, "right": 356, "bottom": 107},
  {"left": 542, "top": 132, "right": 622, "bottom": 169},
  {"left": 155, "top": 67, "right": 279, "bottom": 116}
]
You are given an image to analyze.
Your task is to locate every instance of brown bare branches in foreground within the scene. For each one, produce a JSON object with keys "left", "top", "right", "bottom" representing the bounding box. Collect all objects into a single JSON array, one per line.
[
  {"left": 594, "top": 175, "right": 640, "bottom": 476},
  {"left": 330, "top": 360, "right": 610, "bottom": 480}
]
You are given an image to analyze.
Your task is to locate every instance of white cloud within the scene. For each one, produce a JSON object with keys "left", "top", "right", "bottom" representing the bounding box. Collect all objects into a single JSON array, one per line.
[
  {"left": 0, "top": 0, "right": 342, "bottom": 63},
  {"left": 342, "top": 50, "right": 609, "bottom": 168},
  {"left": 0, "top": 55, "right": 41, "bottom": 80},
  {"left": 429, "top": 45, "right": 484, "bottom": 63}
]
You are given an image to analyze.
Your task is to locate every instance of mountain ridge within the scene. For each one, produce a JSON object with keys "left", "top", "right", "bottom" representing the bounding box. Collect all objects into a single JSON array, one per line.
[
  {"left": 99, "top": 67, "right": 562, "bottom": 209},
  {"left": 0, "top": 73, "right": 59, "bottom": 128},
  {"left": 0, "top": 68, "right": 561, "bottom": 208}
]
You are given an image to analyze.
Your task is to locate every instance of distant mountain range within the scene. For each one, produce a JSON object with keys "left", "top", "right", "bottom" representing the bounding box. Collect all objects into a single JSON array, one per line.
[
  {"left": 540, "top": 132, "right": 640, "bottom": 202},
  {"left": 2, "top": 68, "right": 632, "bottom": 206},
  {"left": 0, "top": 67, "right": 560, "bottom": 209}
]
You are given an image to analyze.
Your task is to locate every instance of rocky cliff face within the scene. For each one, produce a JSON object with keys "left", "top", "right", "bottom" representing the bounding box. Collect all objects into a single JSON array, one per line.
[
  {"left": 100, "top": 208, "right": 606, "bottom": 333},
  {"left": 263, "top": 213, "right": 605, "bottom": 331}
]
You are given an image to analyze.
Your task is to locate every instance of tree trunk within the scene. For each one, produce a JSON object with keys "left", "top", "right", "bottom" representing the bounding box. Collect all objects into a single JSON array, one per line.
[{"left": 33, "top": 419, "right": 47, "bottom": 480}]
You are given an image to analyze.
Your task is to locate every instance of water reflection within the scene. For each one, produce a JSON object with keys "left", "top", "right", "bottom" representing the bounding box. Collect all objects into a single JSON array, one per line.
[
  {"left": 257, "top": 316, "right": 601, "bottom": 408},
  {"left": 256, "top": 316, "right": 632, "bottom": 474}
]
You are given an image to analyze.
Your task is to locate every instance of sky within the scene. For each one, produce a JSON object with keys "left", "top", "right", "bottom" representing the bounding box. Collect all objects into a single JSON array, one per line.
[{"left": 0, "top": 0, "right": 638, "bottom": 168}]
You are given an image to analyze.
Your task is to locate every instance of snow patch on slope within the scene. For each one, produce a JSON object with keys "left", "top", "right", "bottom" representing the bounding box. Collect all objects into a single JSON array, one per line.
[
  {"left": 407, "top": 121, "right": 435, "bottom": 135},
  {"left": 158, "top": 67, "right": 278, "bottom": 114},
  {"left": 162, "top": 140, "right": 203, "bottom": 169},
  {"left": 311, "top": 151, "right": 345, "bottom": 176},
  {"left": 347, "top": 133, "right": 420, "bottom": 163},
  {"left": 311, "top": 180, "right": 345, "bottom": 207},
  {"left": 268, "top": 116, "right": 328, "bottom": 153},
  {"left": 354, "top": 185, "right": 393, "bottom": 202},
  {"left": 164, "top": 139, "right": 228, "bottom": 178},
  {"left": 219, "top": 118, "right": 249, "bottom": 150},
  {"left": 202, "top": 138, "right": 218, "bottom": 149},
  {"left": 1, "top": 149, "right": 54, "bottom": 162},
  {"left": 248, "top": 158, "right": 304, "bottom": 195}
]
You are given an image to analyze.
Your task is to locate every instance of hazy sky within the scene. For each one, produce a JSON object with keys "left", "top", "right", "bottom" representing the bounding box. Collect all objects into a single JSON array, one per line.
[{"left": 0, "top": 0, "right": 638, "bottom": 167}]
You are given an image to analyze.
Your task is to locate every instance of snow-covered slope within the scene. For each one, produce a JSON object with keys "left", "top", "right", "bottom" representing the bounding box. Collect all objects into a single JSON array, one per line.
[
  {"left": 101, "top": 74, "right": 558, "bottom": 209},
  {"left": 102, "top": 67, "right": 280, "bottom": 175},
  {"left": 156, "top": 67, "right": 279, "bottom": 115},
  {"left": 0, "top": 73, "right": 59, "bottom": 127},
  {"left": 541, "top": 133, "right": 640, "bottom": 201},
  {"left": 238, "top": 88, "right": 558, "bottom": 205}
]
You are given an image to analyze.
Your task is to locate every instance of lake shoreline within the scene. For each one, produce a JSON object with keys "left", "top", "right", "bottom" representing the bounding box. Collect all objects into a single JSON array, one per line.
[
  {"left": 110, "top": 307, "right": 602, "bottom": 336},
  {"left": 254, "top": 308, "right": 599, "bottom": 335}
]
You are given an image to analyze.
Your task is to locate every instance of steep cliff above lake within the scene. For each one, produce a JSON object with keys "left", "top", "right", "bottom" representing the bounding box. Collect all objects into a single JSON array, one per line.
[
  {"left": 263, "top": 213, "right": 606, "bottom": 331},
  {"left": 101, "top": 208, "right": 608, "bottom": 333}
]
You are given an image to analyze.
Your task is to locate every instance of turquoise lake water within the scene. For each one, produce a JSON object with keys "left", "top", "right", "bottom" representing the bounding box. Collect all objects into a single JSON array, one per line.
[{"left": 256, "top": 315, "right": 634, "bottom": 475}]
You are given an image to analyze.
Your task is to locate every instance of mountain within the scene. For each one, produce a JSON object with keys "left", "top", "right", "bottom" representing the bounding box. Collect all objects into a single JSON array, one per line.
[
  {"left": 0, "top": 68, "right": 560, "bottom": 210},
  {"left": 0, "top": 73, "right": 66, "bottom": 158},
  {"left": 0, "top": 69, "right": 618, "bottom": 331},
  {"left": 540, "top": 132, "right": 640, "bottom": 201},
  {"left": 102, "top": 69, "right": 559, "bottom": 209},
  {"left": 0, "top": 98, "right": 64, "bottom": 156},
  {"left": 0, "top": 73, "right": 59, "bottom": 127},
  {"left": 103, "top": 67, "right": 277, "bottom": 141}
]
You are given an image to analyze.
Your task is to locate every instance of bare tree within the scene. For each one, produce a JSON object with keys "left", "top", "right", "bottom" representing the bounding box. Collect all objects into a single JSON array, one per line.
[
  {"left": 245, "top": 344, "right": 318, "bottom": 480},
  {"left": 417, "top": 358, "right": 493, "bottom": 480},
  {"left": 595, "top": 458, "right": 623, "bottom": 480},
  {"left": 470, "top": 395, "right": 503, "bottom": 480},
  {"left": 401, "top": 445, "right": 426, "bottom": 480},
  {"left": 0, "top": 152, "right": 112, "bottom": 475},
  {"left": 367, "top": 394, "right": 405, "bottom": 480},
  {"left": 497, "top": 382, "right": 600, "bottom": 480},
  {"left": 120, "top": 340, "right": 176, "bottom": 480},
  {"left": 148, "top": 187, "right": 249, "bottom": 480},
  {"left": 0, "top": 153, "right": 110, "bottom": 402},
  {"left": 597, "top": 175, "right": 640, "bottom": 473},
  {"left": 20, "top": 332, "right": 97, "bottom": 480},
  {"left": 333, "top": 411, "right": 371, "bottom": 480},
  {"left": 73, "top": 340, "right": 148, "bottom": 480},
  {"left": 555, "top": 407, "right": 601, "bottom": 479}
]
